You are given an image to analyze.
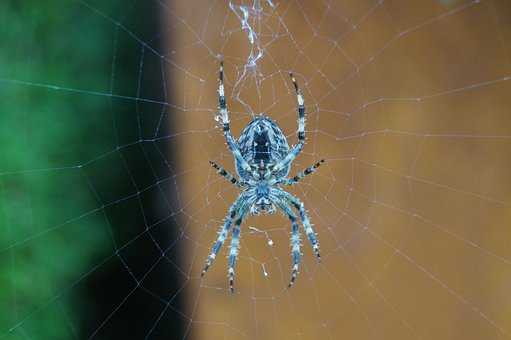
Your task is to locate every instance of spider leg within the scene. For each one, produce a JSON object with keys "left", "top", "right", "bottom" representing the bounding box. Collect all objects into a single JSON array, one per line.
[
  {"left": 290, "top": 72, "right": 306, "bottom": 143},
  {"left": 283, "top": 159, "right": 325, "bottom": 185},
  {"left": 201, "top": 194, "right": 247, "bottom": 276},
  {"left": 217, "top": 61, "right": 252, "bottom": 174},
  {"left": 209, "top": 160, "right": 245, "bottom": 188},
  {"left": 276, "top": 201, "right": 302, "bottom": 287},
  {"left": 227, "top": 211, "right": 248, "bottom": 293},
  {"left": 201, "top": 211, "right": 236, "bottom": 277},
  {"left": 281, "top": 192, "right": 321, "bottom": 261},
  {"left": 271, "top": 73, "right": 306, "bottom": 174}
]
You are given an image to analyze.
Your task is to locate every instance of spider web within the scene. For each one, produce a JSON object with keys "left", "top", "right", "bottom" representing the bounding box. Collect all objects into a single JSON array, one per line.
[{"left": 2, "top": 0, "right": 511, "bottom": 339}]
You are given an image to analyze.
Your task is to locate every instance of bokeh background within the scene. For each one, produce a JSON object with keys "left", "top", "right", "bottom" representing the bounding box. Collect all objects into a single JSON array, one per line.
[
  {"left": 1, "top": 1, "right": 183, "bottom": 339},
  {"left": 2, "top": 0, "right": 511, "bottom": 339}
]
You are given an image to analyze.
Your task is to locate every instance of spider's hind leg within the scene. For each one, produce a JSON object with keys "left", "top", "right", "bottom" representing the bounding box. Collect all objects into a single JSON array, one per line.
[
  {"left": 297, "top": 202, "right": 321, "bottom": 262},
  {"left": 201, "top": 194, "right": 247, "bottom": 277},
  {"left": 278, "top": 202, "right": 302, "bottom": 288},
  {"left": 288, "top": 212, "right": 301, "bottom": 287},
  {"left": 228, "top": 215, "right": 246, "bottom": 293},
  {"left": 283, "top": 192, "right": 321, "bottom": 262},
  {"left": 201, "top": 209, "right": 236, "bottom": 277}
]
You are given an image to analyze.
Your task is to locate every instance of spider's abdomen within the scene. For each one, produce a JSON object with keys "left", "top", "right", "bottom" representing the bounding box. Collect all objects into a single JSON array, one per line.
[
  {"left": 236, "top": 116, "right": 290, "bottom": 178},
  {"left": 253, "top": 131, "right": 270, "bottom": 163}
]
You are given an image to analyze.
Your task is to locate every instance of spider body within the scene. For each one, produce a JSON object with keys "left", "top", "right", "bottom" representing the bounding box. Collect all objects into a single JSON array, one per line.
[
  {"left": 238, "top": 116, "right": 290, "bottom": 215},
  {"left": 237, "top": 116, "right": 290, "bottom": 179},
  {"left": 202, "top": 62, "right": 325, "bottom": 292}
]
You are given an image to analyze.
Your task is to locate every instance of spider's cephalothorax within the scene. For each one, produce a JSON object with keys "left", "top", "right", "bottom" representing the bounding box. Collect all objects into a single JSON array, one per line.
[{"left": 202, "top": 61, "right": 325, "bottom": 292}]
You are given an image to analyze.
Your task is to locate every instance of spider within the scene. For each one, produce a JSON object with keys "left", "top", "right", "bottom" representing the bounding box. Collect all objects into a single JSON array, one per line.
[{"left": 201, "top": 61, "right": 324, "bottom": 292}]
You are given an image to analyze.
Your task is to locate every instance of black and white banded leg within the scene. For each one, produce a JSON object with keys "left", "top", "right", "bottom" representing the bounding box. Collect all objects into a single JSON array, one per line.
[
  {"left": 290, "top": 72, "right": 306, "bottom": 143},
  {"left": 283, "top": 159, "right": 325, "bottom": 185},
  {"left": 282, "top": 192, "right": 321, "bottom": 262},
  {"left": 209, "top": 160, "right": 244, "bottom": 188},
  {"left": 201, "top": 211, "right": 235, "bottom": 277},
  {"left": 278, "top": 202, "right": 302, "bottom": 287},
  {"left": 227, "top": 213, "right": 247, "bottom": 293},
  {"left": 217, "top": 61, "right": 252, "bottom": 174},
  {"left": 201, "top": 193, "right": 247, "bottom": 277},
  {"left": 272, "top": 73, "right": 306, "bottom": 174}
]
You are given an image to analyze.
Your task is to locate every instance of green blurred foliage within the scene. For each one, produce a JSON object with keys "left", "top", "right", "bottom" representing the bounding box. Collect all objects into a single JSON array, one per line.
[{"left": 0, "top": 1, "right": 122, "bottom": 338}]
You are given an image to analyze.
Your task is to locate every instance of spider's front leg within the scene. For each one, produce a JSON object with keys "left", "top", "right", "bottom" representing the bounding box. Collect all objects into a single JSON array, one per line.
[
  {"left": 290, "top": 73, "right": 306, "bottom": 143},
  {"left": 216, "top": 61, "right": 252, "bottom": 174},
  {"left": 272, "top": 73, "right": 307, "bottom": 174}
]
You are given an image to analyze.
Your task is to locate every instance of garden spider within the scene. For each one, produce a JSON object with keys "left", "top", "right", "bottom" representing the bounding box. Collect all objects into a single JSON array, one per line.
[{"left": 201, "top": 61, "right": 324, "bottom": 292}]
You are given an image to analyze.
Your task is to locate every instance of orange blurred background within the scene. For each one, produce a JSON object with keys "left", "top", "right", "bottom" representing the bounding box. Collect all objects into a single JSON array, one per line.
[{"left": 165, "top": 1, "right": 511, "bottom": 339}]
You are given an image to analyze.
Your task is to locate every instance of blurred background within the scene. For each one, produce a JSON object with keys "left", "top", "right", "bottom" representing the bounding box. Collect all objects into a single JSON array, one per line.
[
  {"left": 1, "top": 0, "right": 511, "bottom": 339},
  {"left": 0, "top": 1, "right": 184, "bottom": 339}
]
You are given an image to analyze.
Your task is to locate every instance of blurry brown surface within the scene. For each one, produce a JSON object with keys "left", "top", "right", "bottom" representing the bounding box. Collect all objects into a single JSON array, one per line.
[{"left": 165, "top": 0, "right": 511, "bottom": 339}]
